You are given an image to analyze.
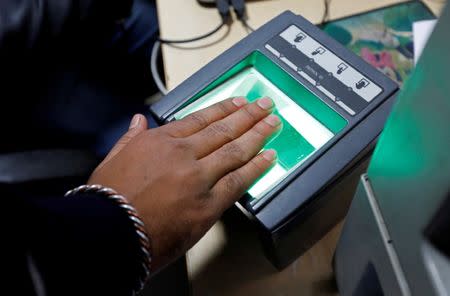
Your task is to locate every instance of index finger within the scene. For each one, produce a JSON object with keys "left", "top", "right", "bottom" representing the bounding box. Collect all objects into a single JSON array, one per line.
[{"left": 162, "top": 97, "right": 248, "bottom": 138}]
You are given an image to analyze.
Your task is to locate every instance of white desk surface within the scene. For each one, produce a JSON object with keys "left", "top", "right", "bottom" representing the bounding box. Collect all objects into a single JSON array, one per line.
[{"left": 155, "top": 1, "right": 446, "bottom": 295}]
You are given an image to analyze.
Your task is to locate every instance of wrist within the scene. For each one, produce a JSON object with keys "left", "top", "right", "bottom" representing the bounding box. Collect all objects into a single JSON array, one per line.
[{"left": 65, "top": 184, "right": 152, "bottom": 292}]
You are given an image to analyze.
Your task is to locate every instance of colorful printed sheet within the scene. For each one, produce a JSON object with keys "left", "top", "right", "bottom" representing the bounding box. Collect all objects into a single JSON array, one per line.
[{"left": 322, "top": 1, "right": 435, "bottom": 86}]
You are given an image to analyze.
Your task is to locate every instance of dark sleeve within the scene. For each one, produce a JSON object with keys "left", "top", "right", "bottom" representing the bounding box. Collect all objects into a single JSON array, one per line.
[
  {"left": 23, "top": 192, "right": 143, "bottom": 295},
  {"left": 0, "top": 0, "right": 133, "bottom": 58}
]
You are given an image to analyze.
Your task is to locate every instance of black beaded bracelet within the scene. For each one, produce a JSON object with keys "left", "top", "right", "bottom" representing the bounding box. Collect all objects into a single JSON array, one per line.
[{"left": 65, "top": 184, "right": 152, "bottom": 294}]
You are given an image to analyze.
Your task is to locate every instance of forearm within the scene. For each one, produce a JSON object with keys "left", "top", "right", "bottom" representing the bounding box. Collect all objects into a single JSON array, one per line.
[{"left": 23, "top": 191, "right": 142, "bottom": 295}]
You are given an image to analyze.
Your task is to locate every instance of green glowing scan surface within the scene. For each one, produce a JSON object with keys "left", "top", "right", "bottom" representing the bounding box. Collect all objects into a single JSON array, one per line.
[{"left": 174, "top": 52, "right": 347, "bottom": 204}]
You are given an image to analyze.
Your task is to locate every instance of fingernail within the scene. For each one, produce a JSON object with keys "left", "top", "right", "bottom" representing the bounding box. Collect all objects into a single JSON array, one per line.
[
  {"left": 264, "top": 114, "right": 281, "bottom": 127},
  {"left": 262, "top": 149, "right": 277, "bottom": 162},
  {"left": 232, "top": 97, "right": 248, "bottom": 107},
  {"left": 129, "top": 114, "right": 141, "bottom": 130},
  {"left": 257, "top": 97, "right": 274, "bottom": 110}
]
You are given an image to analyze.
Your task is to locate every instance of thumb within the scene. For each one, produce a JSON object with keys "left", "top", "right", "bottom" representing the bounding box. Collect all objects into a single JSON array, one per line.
[{"left": 98, "top": 114, "right": 148, "bottom": 169}]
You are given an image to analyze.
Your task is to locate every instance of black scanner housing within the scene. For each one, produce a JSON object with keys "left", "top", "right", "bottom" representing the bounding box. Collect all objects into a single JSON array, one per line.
[{"left": 150, "top": 11, "right": 398, "bottom": 269}]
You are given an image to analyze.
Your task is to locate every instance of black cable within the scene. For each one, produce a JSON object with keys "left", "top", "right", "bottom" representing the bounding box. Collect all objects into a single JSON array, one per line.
[
  {"left": 158, "top": 20, "right": 227, "bottom": 44},
  {"left": 150, "top": 0, "right": 231, "bottom": 94},
  {"left": 152, "top": 20, "right": 227, "bottom": 94},
  {"left": 158, "top": 0, "right": 230, "bottom": 44},
  {"left": 242, "top": 19, "right": 255, "bottom": 32},
  {"left": 322, "top": 0, "right": 332, "bottom": 24},
  {"left": 151, "top": 20, "right": 227, "bottom": 94},
  {"left": 231, "top": 0, "right": 246, "bottom": 20},
  {"left": 231, "top": 0, "right": 255, "bottom": 34}
]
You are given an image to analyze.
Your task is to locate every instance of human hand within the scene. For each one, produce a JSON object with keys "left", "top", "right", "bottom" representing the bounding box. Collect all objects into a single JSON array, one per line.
[{"left": 89, "top": 97, "right": 281, "bottom": 271}]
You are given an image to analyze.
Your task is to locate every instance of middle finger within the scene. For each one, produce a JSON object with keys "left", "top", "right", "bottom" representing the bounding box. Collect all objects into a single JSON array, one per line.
[{"left": 187, "top": 97, "right": 275, "bottom": 159}]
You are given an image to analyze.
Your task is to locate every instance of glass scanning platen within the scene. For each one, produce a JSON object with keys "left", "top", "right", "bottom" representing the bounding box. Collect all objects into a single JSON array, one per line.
[{"left": 174, "top": 52, "right": 347, "bottom": 206}]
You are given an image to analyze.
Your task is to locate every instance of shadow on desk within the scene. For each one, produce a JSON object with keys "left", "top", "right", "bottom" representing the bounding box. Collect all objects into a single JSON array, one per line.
[{"left": 190, "top": 207, "right": 341, "bottom": 296}]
